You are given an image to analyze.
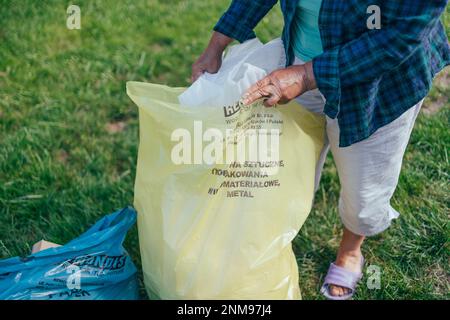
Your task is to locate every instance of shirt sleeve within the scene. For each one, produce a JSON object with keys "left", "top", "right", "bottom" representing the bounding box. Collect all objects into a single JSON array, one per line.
[
  {"left": 313, "top": 0, "right": 449, "bottom": 115},
  {"left": 213, "top": 0, "right": 278, "bottom": 43}
]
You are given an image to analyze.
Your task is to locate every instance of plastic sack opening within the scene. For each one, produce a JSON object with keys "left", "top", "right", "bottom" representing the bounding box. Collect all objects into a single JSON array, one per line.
[{"left": 179, "top": 38, "right": 286, "bottom": 108}]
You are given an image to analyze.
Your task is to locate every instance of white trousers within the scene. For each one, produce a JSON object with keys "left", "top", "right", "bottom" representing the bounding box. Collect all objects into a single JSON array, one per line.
[{"left": 294, "top": 57, "right": 422, "bottom": 236}]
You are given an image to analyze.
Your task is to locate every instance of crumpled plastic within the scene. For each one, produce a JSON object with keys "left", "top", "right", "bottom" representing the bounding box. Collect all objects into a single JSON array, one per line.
[
  {"left": 0, "top": 207, "right": 139, "bottom": 300},
  {"left": 179, "top": 38, "right": 285, "bottom": 107}
]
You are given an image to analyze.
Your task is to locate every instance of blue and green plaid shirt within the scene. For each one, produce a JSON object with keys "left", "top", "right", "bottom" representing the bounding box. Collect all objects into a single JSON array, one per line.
[{"left": 214, "top": 0, "right": 450, "bottom": 147}]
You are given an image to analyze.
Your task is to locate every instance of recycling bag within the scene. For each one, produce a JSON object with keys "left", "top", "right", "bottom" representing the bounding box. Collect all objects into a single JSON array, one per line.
[
  {"left": 127, "top": 39, "right": 326, "bottom": 299},
  {"left": 0, "top": 207, "right": 139, "bottom": 300}
]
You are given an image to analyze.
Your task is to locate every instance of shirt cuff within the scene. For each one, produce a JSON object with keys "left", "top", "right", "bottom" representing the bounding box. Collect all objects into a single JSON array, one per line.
[
  {"left": 213, "top": 11, "right": 256, "bottom": 43},
  {"left": 313, "top": 47, "right": 341, "bottom": 119}
]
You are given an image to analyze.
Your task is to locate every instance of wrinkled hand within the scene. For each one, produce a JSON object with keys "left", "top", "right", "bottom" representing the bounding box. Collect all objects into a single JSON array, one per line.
[
  {"left": 242, "top": 61, "right": 317, "bottom": 107},
  {"left": 191, "top": 31, "right": 233, "bottom": 82},
  {"left": 191, "top": 49, "right": 222, "bottom": 82}
]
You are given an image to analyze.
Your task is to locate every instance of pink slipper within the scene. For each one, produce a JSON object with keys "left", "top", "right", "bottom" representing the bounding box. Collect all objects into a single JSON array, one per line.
[{"left": 320, "top": 256, "right": 365, "bottom": 300}]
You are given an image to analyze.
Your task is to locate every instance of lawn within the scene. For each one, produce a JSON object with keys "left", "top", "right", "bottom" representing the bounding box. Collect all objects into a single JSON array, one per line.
[{"left": 0, "top": 0, "right": 448, "bottom": 300}]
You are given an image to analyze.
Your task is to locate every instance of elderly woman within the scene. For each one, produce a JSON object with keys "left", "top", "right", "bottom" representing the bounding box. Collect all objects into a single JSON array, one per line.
[{"left": 191, "top": 0, "right": 449, "bottom": 299}]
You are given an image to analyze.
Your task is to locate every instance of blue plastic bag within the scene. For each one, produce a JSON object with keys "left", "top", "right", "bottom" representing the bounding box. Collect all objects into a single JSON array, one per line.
[{"left": 0, "top": 207, "right": 139, "bottom": 300}]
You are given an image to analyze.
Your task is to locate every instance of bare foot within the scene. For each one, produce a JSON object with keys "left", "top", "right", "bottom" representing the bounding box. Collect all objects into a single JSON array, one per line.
[{"left": 328, "top": 249, "right": 363, "bottom": 297}]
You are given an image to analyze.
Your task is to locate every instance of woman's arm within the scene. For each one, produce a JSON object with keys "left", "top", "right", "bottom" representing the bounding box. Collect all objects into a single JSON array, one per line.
[
  {"left": 191, "top": 0, "right": 278, "bottom": 81},
  {"left": 191, "top": 32, "right": 233, "bottom": 82},
  {"left": 313, "top": 0, "right": 448, "bottom": 109},
  {"left": 213, "top": 0, "right": 278, "bottom": 43},
  {"left": 242, "top": 0, "right": 448, "bottom": 107},
  {"left": 242, "top": 62, "right": 316, "bottom": 107}
]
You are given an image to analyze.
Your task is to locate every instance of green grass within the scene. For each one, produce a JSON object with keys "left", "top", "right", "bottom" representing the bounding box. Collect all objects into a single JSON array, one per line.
[{"left": 0, "top": 0, "right": 448, "bottom": 300}]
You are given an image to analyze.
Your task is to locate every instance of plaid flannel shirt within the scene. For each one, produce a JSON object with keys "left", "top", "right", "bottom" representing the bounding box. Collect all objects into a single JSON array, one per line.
[{"left": 214, "top": 0, "right": 450, "bottom": 147}]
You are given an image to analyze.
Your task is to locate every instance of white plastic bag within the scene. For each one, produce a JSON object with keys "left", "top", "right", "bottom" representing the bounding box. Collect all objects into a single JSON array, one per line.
[{"left": 178, "top": 38, "right": 286, "bottom": 107}]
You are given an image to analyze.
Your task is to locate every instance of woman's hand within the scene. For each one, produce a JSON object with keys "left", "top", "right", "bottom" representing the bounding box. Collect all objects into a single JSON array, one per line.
[
  {"left": 242, "top": 61, "right": 317, "bottom": 107},
  {"left": 191, "top": 32, "right": 233, "bottom": 82}
]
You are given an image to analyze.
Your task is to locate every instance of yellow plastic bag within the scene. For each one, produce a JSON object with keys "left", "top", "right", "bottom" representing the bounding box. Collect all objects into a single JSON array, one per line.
[{"left": 127, "top": 81, "right": 325, "bottom": 299}]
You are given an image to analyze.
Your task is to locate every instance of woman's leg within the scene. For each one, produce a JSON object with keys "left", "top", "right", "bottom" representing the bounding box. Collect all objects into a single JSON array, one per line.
[
  {"left": 328, "top": 227, "right": 365, "bottom": 296},
  {"left": 325, "top": 101, "right": 422, "bottom": 296}
]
